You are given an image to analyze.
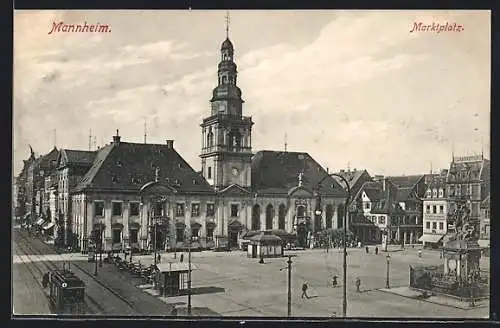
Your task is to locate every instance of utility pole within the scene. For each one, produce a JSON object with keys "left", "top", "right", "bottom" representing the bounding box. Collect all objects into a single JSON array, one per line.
[
  {"left": 187, "top": 227, "right": 192, "bottom": 316},
  {"left": 287, "top": 255, "right": 292, "bottom": 317}
]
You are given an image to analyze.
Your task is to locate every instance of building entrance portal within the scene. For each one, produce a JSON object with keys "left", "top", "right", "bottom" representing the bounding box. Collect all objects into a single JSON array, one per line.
[{"left": 228, "top": 221, "right": 242, "bottom": 249}]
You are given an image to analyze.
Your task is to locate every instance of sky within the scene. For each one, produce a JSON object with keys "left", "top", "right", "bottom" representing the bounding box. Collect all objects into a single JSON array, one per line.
[{"left": 13, "top": 10, "right": 490, "bottom": 177}]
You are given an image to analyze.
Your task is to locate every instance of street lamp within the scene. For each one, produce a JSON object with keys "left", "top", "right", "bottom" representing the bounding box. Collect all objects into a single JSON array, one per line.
[
  {"left": 94, "top": 234, "right": 98, "bottom": 276},
  {"left": 280, "top": 255, "right": 296, "bottom": 317},
  {"left": 185, "top": 226, "right": 192, "bottom": 316},
  {"left": 316, "top": 173, "right": 351, "bottom": 318},
  {"left": 386, "top": 254, "right": 391, "bottom": 289},
  {"left": 99, "top": 225, "right": 103, "bottom": 267}
]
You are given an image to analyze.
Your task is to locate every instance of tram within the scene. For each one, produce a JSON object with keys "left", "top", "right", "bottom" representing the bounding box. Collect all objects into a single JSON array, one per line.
[{"left": 47, "top": 269, "right": 86, "bottom": 314}]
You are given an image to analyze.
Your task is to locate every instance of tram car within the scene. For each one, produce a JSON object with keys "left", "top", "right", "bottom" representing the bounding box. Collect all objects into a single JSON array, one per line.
[{"left": 46, "top": 269, "right": 86, "bottom": 314}]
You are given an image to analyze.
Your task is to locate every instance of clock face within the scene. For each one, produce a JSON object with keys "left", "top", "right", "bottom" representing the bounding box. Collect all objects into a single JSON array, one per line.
[{"left": 232, "top": 168, "right": 239, "bottom": 176}]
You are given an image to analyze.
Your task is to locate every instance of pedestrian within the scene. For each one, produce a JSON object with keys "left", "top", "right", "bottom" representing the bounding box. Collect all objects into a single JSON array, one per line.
[
  {"left": 418, "top": 250, "right": 422, "bottom": 258},
  {"left": 42, "top": 272, "right": 49, "bottom": 288},
  {"left": 157, "top": 253, "right": 161, "bottom": 263},
  {"left": 180, "top": 253, "right": 184, "bottom": 263},
  {"left": 355, "top": 277, "right": 361, "bottom": 292},
  {"left": 301, "top": 281, "right": 309, "bottom": 299},
  {"left": 332, "top": 275, "right": 338, "bottom": 288},
  {"left": 259, "top": 252, "right": 265, "bottom": 264},
  {"left": 171, "top": 307, "right": 178, "bottom": 316},
  {"left": 365, "top": 246, "right": 369, "bottom": 254},
  {"left": 375, "top": 246, "right": 379, "bottom": 255}
]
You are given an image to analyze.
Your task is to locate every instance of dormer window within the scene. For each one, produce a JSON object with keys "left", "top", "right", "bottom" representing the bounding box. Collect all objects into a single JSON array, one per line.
[
  {"left": 438, "top": 189, "right": 444, "bottom": 198},
  {"left": 192, "top": 179, "right": 198, "bottom": 185},
  {"left": 112, "top": 175, "right": 119, "bottom": 183},
  {"left": 426, "top": 189, "right": 431, "bottom": 198},
  {"left": 432, "top": 189, "right": 437, "bottom": 198},
  {"left": 116, "top": 160, "right": 123, "bottom": 167},
  {"left": 178, "top": 163, "right": 182, "bottom": 168}
]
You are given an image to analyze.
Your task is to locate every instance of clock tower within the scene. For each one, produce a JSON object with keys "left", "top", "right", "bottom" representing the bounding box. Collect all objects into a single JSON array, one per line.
[{"left": 200, "top": 35, "right": 254, "bottom": 190}]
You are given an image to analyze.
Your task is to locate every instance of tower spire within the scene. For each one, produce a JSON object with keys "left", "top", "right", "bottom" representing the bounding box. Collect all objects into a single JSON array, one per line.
[
  {"left": 53, "top": 129, "right": 57, "bottom": 148},
  {"left": 144, "top": 119, "right": 147, "bottom": 144},
  {"left": 284, "top": 132, "right": 288, "bottom": 152},
  {"left": 225, "top": 11, "right": 230, "bottom": 39}
]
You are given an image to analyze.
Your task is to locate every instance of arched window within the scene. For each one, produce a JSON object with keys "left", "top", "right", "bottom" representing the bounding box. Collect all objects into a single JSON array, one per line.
[
  {"left": 337, "top": 205, "right": 344, "bottom": 229},
  {"left": 278, "top": 204, "right": 286, "bottom": 230},
  {"left": 297, "top": 205, "right": 306, "bottom": 218},
  {"left": 252, "top": 205, "right": 261, "bottom": 230},
  {"left": 222, "top": 76, "right": 228, "bottom": 84},
  {"left": 266, "top": 204, "right": 274, "bottom": 230},
  {"left": 326, "top": 204, "right": 333, "bottom": 229},
  {"left": 207, "top": 129, "right": 214, "bottom": 148}
]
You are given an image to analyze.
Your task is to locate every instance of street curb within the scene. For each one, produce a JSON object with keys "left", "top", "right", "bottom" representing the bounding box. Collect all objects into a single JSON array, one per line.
[{"left": 377, "top": 288, "right": 488, "bottom": 311}]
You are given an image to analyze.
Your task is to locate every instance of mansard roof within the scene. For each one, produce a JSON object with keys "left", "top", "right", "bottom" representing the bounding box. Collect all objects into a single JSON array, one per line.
[
  {"left": 251, "top": 150, "right": 346, "bottom": 198},
  {"left": 333, "top": 169, "right": 372, "bottom": 195},
  {"left": 73, "top": 141, "right": 214, "bottom": 194},
  {"left": 386, "top": 174, "right": 424, "bottom": 189},
  {"left": 59, "top": 149, "right": 97, "bottom": 167}
]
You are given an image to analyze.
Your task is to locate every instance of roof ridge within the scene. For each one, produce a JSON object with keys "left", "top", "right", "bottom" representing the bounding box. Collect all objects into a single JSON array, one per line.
[{"left": 73, "top": 144, "right": 115, "bottom": 192}]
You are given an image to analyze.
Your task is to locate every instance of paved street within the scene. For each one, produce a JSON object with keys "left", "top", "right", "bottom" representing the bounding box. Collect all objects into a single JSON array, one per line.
[
  {"left": 12, "top": 228, "right": 489, "bottom": 318},
  {"left": 12, "top": 228, "right": 173, "bottom": 316},
  {"left": 133, "top": 246, "right": 489, "bottom": 318}
]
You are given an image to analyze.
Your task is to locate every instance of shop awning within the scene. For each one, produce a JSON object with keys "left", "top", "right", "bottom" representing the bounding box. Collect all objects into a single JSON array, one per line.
[
  {"left": 478, "top": 239, "right": 489, "bottom": 248},
  {"left": 418, "top": 234, "right": 444, "bottom": 243},
  {"left": 35, "top": 218, "right": 45, "bottom": 226},
  {"left": 43, "top": 222, "right": 55, "bottom": 230}
]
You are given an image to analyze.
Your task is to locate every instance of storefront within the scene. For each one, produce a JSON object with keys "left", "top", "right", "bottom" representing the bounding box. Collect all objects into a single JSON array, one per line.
[{"left": 418, "top": 234, "right": 445, "bottom": 249}]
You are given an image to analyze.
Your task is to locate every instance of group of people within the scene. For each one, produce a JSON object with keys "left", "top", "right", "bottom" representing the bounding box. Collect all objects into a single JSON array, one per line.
[{"left": 300, "top": 276, "right": 362, "bottom": 299}]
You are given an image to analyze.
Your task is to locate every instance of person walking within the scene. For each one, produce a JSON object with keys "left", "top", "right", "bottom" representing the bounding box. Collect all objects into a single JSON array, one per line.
[
  {"left": 355, "top": 277, "right": 361, "bottom": 293},
  {"left": 180, "top": 253, "right": 184, "bottom": 263},
  {"left": 332, "top": 275, "right": 338, "bottom": 288},
  {"left": 301, "top": 281, "right": 310, "bottom": 299},
  {"left": 42, "top": 272, "right": 50, "bottom": 288},
  {"left": 157, "top": 253, "right": 161, "bottom": 264},
  {"left": 365, "top": 246, "right": 369, "bottom": 254},
  {"left": 375, "top": 246, "right": 379, "bottom": 255}
]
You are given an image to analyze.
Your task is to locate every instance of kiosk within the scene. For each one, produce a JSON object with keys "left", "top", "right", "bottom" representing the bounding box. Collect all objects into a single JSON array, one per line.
[
  {"left": 247, "top": 232, "right": 283, "bottom": 258},
  {"left": 154, "top": 262, "right": 197, "bottom": 296}
]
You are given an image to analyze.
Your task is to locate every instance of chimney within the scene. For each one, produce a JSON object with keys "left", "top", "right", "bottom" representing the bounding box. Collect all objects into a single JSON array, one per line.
[
  {"left": 113, "top": 129, "right": 121, "bottom": 144},
  {"left": 166, "top": 139, "right": 174, "bottom": 149}
]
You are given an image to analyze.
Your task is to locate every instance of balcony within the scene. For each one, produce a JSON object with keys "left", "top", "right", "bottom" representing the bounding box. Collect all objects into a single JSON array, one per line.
[{"left": 201, "top": 145, "right": 252, "bottom": 154}]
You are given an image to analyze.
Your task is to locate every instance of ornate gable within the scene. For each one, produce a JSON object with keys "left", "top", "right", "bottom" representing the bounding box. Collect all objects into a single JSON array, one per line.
[
  {"left": 288, "top": 185, "right": 313, "bottom": 198},
  {"left": 219, "top": 184, "right": 252, "bottom": 196}
]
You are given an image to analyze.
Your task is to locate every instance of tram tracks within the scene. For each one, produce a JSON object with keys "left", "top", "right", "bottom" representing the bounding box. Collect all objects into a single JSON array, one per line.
[{"left": 14, "top": 229, "right": 144, "bottom": 315}]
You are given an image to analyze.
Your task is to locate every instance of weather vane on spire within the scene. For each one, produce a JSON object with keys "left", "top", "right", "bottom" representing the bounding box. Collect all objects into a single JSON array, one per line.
[{"left": 225, "top": 11, "right": 230, "bottom": 38}]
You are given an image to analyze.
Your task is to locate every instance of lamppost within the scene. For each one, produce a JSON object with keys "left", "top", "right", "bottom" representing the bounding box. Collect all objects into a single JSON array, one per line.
[
  {"left": 386, "top": 254, "right": 391, "bottom": 289},
  {"left": 94, "top": 233, "right": 98, "bottom": 276},
  {"left": 315, "top": 173, "right": 351, "bottom": 318},
  {"left": 280, "top": 255, "right": 296, "bottom": 317},
  {"left": 99, "top": 225, "right": 103, "bottom": 267},
  {"left": 186, "top": 226, "right": 192, "bottom": 316}
]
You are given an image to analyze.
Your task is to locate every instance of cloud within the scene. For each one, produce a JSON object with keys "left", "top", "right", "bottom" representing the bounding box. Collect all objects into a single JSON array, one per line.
[{"left": 12, "top": 10, "right": 490, "bottom": 176}]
